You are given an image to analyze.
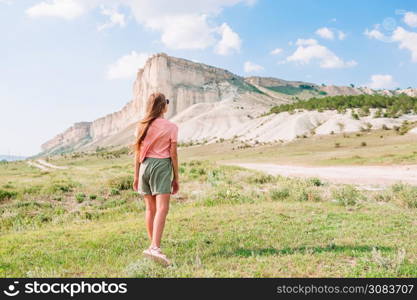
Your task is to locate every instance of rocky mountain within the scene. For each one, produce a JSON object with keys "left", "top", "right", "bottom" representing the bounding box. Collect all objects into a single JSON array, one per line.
[{"left": 39, "top": 53, "right": 417, "bottom": 155}]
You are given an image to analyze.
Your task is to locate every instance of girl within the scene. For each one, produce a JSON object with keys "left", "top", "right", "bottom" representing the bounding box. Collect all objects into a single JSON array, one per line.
[{"left": 133, "top": 92, "right": 179, "bottom": 266}]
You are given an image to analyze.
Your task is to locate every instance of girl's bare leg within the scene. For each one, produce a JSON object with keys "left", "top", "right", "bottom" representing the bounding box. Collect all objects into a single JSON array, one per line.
[
  {"left": 144, "top": 195, "right": 156, "bottom": 241},
  {"left": 151, "top": 194, "right": 170, "bottom": 248}
]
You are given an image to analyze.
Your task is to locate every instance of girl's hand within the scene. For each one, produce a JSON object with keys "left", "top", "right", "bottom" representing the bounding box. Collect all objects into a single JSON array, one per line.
[
  {"left": 133, "top": 178, "right": 139, "bottom": 192},
  {"left": 171, "top": 179, "right": 179, "bottom": 195}
]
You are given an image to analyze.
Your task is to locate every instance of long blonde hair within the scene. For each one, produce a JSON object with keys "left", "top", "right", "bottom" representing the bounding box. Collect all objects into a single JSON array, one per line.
[{"left": 134, "top": 92, "right": 167, "bottom": 157}]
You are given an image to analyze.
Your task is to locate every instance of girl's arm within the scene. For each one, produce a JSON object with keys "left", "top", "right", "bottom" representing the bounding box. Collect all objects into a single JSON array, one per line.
[
  {"left": 133, "top": 153, "right": 140, "bottom": 191},
  {"left": 170, "top": 141, "right": 179, "bottom": 194}
]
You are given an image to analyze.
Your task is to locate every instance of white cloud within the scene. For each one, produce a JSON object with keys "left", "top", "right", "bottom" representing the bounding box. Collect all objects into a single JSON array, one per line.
[
  {"left": 107, "top": 51, "right": 149, "bottom": 80},
  {"left": 392, "top": 26, "right": 417, "bottom": 62},
  {"left": 338, "top": 30, "right": 346, "bottom": 40},
  {"left": 214, "top": 23, "right": 241, "bottom": 55},
  {"left": 244, "top": 61, "right": 264, "bottom": 73},
  {"left": 404, "top": 11, "right": 417, "bottom": 28},
  {"left": 97, "top": 5, "right": 126, "bottom": 31},
  {"left": 286, "top": 38, "right": 357, "bottom": 68},
  {"left": 315, "top": 27, "right": 334, "bottom": 40},
  {"left": 367, "top": 74, "right": 397, "bottom": 89},
  {"left": 270, "top": 48, "right": 283, "bottom": 55},
  {"left": 156, "top": 14, "right": 216, "bottom": 50},
  {"left": 316, "top": 27, "right": 346, "bottom": 40},
  {"left": 26, "top": 0, "right": 86, "bottom": 20},
  {"left": 365, "top": 24, "right": 417, "bottom": 62},
  {"left": 26, "top": 0, "right": 252, "bottom": 51},
  {"left": 364, "top": 26, "right": 387, "bottom": 41},
  {"left": 296, "top": 38, "right": 317, "bottom": 46},
  {"left": 127, "top": 0, "right": 251, "bottom": 51}
]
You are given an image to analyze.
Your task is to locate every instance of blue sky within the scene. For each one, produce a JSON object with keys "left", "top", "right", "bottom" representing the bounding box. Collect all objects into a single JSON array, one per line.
[{"left": 1, "top": 0, "right": 417, "bottom": 156}]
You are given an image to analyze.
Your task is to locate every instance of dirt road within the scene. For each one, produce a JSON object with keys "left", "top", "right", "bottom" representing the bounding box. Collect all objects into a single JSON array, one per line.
[
  {"left": 230, "top": 163, "right": 417, "bottom": 186},
  {"left": 27, "top": 160, "right": 68, "bottom": 171}
]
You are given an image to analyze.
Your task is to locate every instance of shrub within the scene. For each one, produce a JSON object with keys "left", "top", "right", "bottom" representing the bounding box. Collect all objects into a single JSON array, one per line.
[
  {"left": 247, "top": 174, "right": 275, "bottom": 184},
  {"left": 110, "top": 188, "right": 120, "bottom": 196},
  {"left": 332, "top": 185, "right": 363, "bottom": 206},
  {"left": 390, "top": 184, "right": 417, "bottom": 208},
  {"left": 107, "top": 175, "right": 134, "bottom": 191},
  {"left": 44, "top": 180, "right": 76, "bottom": 194},
  {"left": 361, "top": 142, "right": 367, "bottom": 147},
  {"left": 89, "top": 194, "right": 97, "bottom": 200},
  {"left": 398, "top": 122, "right": 411, "bottom": 135},
  {"left": 23, "top": 185, "right": 43, "bottom": 195},
  {"left": 189, "top": 167, "right": 206, "bottom": 179},
  {"left": 0, "top": 189, "right": 18, "bottom": 202},
  {"left": 308, "top": 177, "right": 324, "bottom": 187},
  {"left": 75, "top": 193, "right": 86, "bottom": 203},
  {"left": 270, "top": 187, "right": 290, "bottom": 200},
  {"left": 292, "top": 188, "right": 322, "bottom": 202},
  {"left": 207, "top": 169, "right": 224, "bottom": 186}
]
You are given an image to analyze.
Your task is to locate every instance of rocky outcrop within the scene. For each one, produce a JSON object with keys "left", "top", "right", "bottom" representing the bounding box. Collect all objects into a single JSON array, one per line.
[
  {"left": 41, "top": 122, "right": 91, "bottom": 152},
  {"left": 41, "top": 53, "right": 266, "bottom": 154},
  {"left": 40, "top": 53, "right": 417, "bottom": 155}
]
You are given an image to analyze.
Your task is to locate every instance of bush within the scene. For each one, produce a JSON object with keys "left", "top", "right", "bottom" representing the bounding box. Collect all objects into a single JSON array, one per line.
[
  {"left": 293, "top": 188, "right": 322, "bottom": 202},
  {"left": 247, "top": 174, "right": 275, "bottom": 184},
  {"left": 44, "top": 180, "right": 76, "bottom": 194},
  {"left": 332, "top": 185, "right": 363, "bottom": 206},
  {"left": 110, "top": 188, "right": 120, "bottom": 196},
  {"left": 0, "top": 189, "right": 18, "bottom": 202},
  {"left": 23, "top": 185, "right": 43, "bottom": 195},
  {"left": 398, "top": 122, "right": 411, "bottom": 135},
  {"left": 207, "top": 169, "right": 224, "bottom": 186},
  {"left": 390, "top": 184, "right": 417, "bottom": 208},
  {"left": 75, "top": 193, "right": 86, "bottom": 203},
  {"left": 107, "top": 175, "right": 134, "bottom": 191},
  {"left": 308, "top": 177, "right": 324, "bottom": 187},
  {"left": 270, "top": 187, "right": 290, "bottom": 200},
  {"left": 89, "top": 194, "right": 97, "bottom": 200},
  {"left": 351, "top": 112, "right": 360, "bottom": 120}
]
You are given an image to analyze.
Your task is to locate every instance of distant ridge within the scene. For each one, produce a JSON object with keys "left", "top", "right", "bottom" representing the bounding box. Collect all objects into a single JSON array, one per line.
[{"left": 0, "top": 155, "right": 26, "bottom": 162}]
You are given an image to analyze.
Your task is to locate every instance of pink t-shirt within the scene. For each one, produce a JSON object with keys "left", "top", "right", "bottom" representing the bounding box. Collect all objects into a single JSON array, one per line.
[{"left": 136, "top": 118, "right": 178, "bottom": 163}]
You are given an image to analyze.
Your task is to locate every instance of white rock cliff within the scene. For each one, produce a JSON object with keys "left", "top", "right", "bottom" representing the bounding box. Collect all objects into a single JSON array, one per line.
[{"left": 40, "top": 53, "right": 417, "bottom": 155}]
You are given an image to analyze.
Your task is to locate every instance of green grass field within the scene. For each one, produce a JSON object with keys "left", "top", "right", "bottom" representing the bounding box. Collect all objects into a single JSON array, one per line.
[{"left": 1, "top": 136, "right": 417, "bottom": 277}]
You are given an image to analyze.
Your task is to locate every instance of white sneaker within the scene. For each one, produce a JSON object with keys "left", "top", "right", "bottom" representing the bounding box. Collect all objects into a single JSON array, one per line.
[{"left": 143, "top": 246, "right": 171, "bottom": 266}]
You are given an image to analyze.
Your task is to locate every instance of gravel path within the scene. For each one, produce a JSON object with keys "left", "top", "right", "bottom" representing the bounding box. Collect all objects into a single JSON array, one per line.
[
  {"left": 27, "top": 160, "right": 68, "bottom": 171},
  {"left": 230, "top": 163, "right": 417, "bottom": 187}
]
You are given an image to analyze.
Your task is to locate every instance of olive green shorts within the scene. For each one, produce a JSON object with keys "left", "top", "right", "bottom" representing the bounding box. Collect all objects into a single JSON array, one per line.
[{"left": 139, "top": 157, "right": 173, "bottom": 195}]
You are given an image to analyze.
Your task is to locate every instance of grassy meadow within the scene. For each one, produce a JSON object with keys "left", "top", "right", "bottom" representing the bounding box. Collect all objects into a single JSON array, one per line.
[
  {"left": 180, "top": 127, "right": 417, "bottom": 166},
  {"left": 1, "top": 134, "right": 417, "bottom": 277}
]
